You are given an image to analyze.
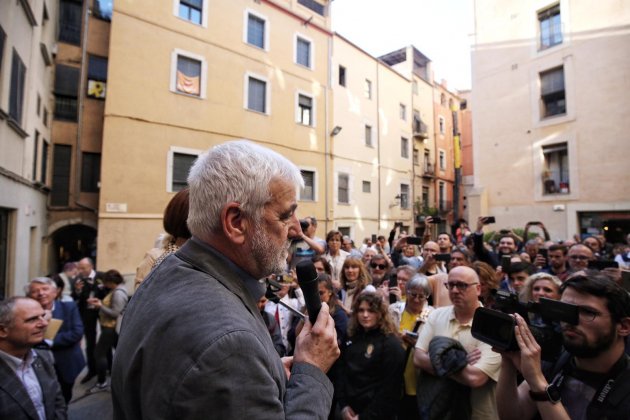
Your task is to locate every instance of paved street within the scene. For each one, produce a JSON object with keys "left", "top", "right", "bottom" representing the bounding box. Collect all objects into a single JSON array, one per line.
[{"left": 68, "top": 371, "right": 113, "bottom": 420}]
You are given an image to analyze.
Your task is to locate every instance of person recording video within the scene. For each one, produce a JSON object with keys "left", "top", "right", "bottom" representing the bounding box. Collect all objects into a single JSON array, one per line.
[{"left": 495, "top": 274, "right": 630, "bottom": 420}]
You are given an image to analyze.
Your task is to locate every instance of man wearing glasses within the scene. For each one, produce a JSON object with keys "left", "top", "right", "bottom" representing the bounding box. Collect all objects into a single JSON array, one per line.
[
  {"left": 567, "top": 243, "right": 594, "bottom": 273},
  {"left": 496, "top": 274, "right": 630, "bottom": 419},
  {"left": 413, "top": 266, "right": 502, "bottom": 419}
]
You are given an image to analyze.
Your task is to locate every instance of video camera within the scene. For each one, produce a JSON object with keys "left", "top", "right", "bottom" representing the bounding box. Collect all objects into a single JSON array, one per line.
[{"left": 471, "top": 290, "right": 579, "bottom": 361}]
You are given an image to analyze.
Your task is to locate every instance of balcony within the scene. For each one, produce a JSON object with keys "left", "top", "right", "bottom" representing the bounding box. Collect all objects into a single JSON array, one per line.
[
  {"left": 438, "top": 200, "right": 453, "bottom": 214},
  {"left": 413, "top": 117, "right": 429, "bottom": 140},
  {"left": 422, "top": 162, "right": 434, "bottom": 178}
]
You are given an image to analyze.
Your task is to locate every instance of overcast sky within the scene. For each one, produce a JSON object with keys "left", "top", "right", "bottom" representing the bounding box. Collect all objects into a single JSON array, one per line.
[{"left": 331, "top": 0, "right": 474, "bottom": 91}]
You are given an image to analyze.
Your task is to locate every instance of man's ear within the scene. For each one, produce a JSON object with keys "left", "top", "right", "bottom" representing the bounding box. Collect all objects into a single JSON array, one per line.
[
  {"left": 0, "top": 325, "right": 9, "bottom": 339},
  {"left": 221, "top": 202, "right": 248, "bottom": 245},
  {"left": 617, "top": 317, "right": 630, "bottom": 337}
]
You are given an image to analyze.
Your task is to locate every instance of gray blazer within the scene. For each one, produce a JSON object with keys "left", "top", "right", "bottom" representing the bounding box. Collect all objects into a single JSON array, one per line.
[
  {"left": 112, "top": 238, "right": 333, "bottom": 419},
  {"left": 0, "top": 349, "right": 67, "bottom": 420}
]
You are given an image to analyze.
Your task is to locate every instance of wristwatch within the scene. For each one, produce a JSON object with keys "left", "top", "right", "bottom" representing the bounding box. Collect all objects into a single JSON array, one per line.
[{"left": 529, "top": 383, "right": 561, "bottom": 404}]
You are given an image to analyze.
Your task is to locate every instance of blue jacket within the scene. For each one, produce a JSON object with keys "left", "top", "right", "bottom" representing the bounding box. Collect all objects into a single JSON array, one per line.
[{"left": 51, "top": 301, "right": 86, "bottom": 383}]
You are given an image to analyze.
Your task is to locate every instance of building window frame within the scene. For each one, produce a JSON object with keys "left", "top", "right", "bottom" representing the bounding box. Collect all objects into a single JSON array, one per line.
[
  {"left": 399, "top": 103, "right": 406, "bottom": 120},
  {"left": 338, "top": 65, "right": 346, "bottom": 87},
  {"left": 364, "top": 124, "right": 373, "bottom": 148},
  {"left": 439, "top": 149, "right": 446, "bottom": 171},
  {"left": 299, "top": 168, "right": 317, "bottom": 201},
  {"left": 438, "top": 116, "right": 445, "bottom": 134},
  {"left": 170, "top": 49, "right": 207, "bottom": 98},
  {"left": 538, "top": 4, "right": 562, "bottom": 50},
  {"left": 401, "top": 137, "right": 409, "bottom": 159},
  {"left": 337, "top": 172, "right": 350, "bottom": 204},
  {"left": 80, "top": 152, "right": 101, "bottom": 193},
  {"left": 244, "top": 72, "right": 270, "bottom": 115},
  {"left": 362, "top": 180, "right": 371, "bottom": 193},
  {"left": 244, "top": 8, "right": 268, "bottom": 51},
  {"left": 9, "top": 49, "right": 26, "bottom": 126},
  {"left": 166, "top": 146, "right": 202, "bottom": 193},
  {"left": 174, "top": 0, "right": 208, "bottom": 27},
  {"left": 364, "top": 79, "right": 372, "bottom": 99},
  {"left": 294, "top": 33, "right": 314, "bottom": 70},
  {"left": 540, "top": 66, "right": 566, "bottom": 118},
  {"left": 400, "top": 183, "right": 410, "bottom": 209},
  {"left": 295, "top": 91, "right": 315, "bottom": 127}
]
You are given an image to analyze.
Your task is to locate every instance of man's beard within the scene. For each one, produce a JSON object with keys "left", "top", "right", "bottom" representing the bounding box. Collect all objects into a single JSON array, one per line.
[
  {"left": 251, "top": 218, "right": 289, "bottom": 277},
  {"left": 562, "top": 324, "right": 617, "bottom": 358}
]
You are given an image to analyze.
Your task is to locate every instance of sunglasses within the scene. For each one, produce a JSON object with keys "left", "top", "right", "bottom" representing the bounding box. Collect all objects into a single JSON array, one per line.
[
  {"left": 407, "top": 292, "right": 426, "bottom": 300},
  {"left": 569, "top": 255, "right": 590, "bottom": 260},
  {"left": 370, "top": 263, "right": 387, "bottom": 270},
  {"left": 444, "top": 282, "right": 478, "bottom": 291}
]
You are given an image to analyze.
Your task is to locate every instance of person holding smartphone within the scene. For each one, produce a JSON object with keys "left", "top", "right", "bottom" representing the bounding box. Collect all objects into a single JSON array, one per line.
[{"left": 389, "top": 275, "right": 434, "bottom": 420}]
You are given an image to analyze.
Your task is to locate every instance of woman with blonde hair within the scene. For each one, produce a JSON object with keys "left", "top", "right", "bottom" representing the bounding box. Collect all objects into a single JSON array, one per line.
[{"left": 339, "top": 257, "right": 371, "bottom": 313}]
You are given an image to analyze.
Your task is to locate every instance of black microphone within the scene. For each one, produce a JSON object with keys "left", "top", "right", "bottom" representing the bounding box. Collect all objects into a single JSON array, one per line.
[{"left": 296, "top": 260, "right": 322, "bottom": 325}]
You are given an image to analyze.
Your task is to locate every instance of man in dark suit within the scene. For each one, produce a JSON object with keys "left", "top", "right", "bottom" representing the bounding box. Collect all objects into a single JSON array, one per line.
[
  {"left": 28, "top": 277, "right": 85, "bottom": 403},
  {"left": 0, "top": 296, "right": 67, "bottom": 419},
  {"left": 73, "top": 257, "right": 106, "bottom": 384}
]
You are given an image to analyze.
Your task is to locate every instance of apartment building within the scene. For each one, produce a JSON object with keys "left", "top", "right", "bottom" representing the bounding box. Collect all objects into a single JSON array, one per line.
[
  {"left": 470, "top": 0, "right": 630, "bottom": 242},
  {"left": 47, "top": 0, "right": 111, "bottom": 273},
  {"left": 97, "top": 0, "right": 333, "bottom": 275},
  {"left": 0, "top": 0, "right": 56, "bottom": 297}
]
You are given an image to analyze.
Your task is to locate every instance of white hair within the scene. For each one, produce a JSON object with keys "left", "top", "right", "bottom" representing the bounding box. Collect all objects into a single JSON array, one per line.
[
  {"left": 25, "top": 277, "right": 57, "bottom": 294},
  {"left": 187, "top": 140, "right": 304, "bottom": 238}
]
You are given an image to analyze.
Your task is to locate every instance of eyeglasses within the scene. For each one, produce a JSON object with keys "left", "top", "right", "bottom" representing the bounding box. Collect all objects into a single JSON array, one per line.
[
  {"left": 569, "top": 255, "right": 590, "bottom": 260},
  {"left": 444, "top": 282, "right": 478, "bottom": 291},
  {"left": 370, "top": 263, "right": 387, "bottom": 270},
  {"left": 407, "top": 292, "right": 426, "bottom": 300},
  {"left": 577, "top": 306, "right": 610, "bottom": 322}
]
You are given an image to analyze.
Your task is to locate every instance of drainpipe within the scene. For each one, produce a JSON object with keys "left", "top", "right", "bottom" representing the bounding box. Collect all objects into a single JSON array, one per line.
[
  {"left": 376, "top": 60, "right": 381, "bottom": 233},
  {"left": 74, "top": 3, "right": 97, "bottom": 213},
  {"left": 324, "top": 35, "right": 332, "bottom": 233}
]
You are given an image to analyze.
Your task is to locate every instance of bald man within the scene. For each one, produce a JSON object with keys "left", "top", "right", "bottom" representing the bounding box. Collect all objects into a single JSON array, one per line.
[{"left": 413, "top": 266, "right": 501, "bottom": 419}]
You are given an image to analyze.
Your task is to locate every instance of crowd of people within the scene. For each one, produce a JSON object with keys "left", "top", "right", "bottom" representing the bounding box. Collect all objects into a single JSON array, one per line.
[{"left": 1, "top": 139, "right": 629, "bottom": 419}]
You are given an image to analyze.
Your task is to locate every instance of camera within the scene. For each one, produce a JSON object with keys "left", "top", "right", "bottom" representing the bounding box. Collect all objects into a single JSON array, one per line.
[
  {"left": 482, "top": 216, "right": 496, "bottom": 224},
  {"left": 430, "top": 216, "right": 443, "bottom": 223},
  {"left": 435, "top": 253, "right": 451, "bottom": 263},
  {"left": 299, "top": 219, "right": 309, "bottom": 232},
  {"left": 471, "top": 290, "right": 579, "bottom": 361}
]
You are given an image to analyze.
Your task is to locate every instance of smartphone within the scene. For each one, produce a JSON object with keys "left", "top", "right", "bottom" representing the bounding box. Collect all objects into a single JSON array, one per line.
[
  {"left": 431, "top": 216, "right": 443, "bottom": 223},
  {"left": 483, "top": 216, "right": 496, "bottom": 224},
  {"left": 587, "top": 260, "right": 619, "bottom": 270},
  {"left": 405, "top": 331, "right": 419, "bottom": 339},
  {"left": 388, "top": 273, "right": 398, "bottom": 304},
  {"left": 539, "top": 248, "right": 548, "bottom": 259},
  {"left": 435, "top": 253, "right": 451, "bottom": 263},
  {"left": 501, "top": 255, "right": 511, "bottom": 272},
  {"left": 371, "top": 234, "right": 377, "bottom": 243},
  {"left": 407, "top": 237, "right": 423, "bottom": 245}
]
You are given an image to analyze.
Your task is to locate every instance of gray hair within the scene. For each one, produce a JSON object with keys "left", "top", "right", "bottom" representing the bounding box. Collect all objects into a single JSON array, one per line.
[
  {"left": 187, "top": 140, "right": 304, "bottom": 238},
  {"left": 406, "top": 274, "right": 432, "bottom": 298},
  {"left": 25, "top": 277, "right": 57, "bottom": 295},
  {"left": 0, "top": 297, "right": 24, "bottom": 328},
  {"left": 396, "top": 265, "right": 417, "bottom": 279}
]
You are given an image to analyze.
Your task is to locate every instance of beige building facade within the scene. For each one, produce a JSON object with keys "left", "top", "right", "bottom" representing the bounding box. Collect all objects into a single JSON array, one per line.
[
  {"left": 0, "top": 0, "right": 56, "bottom": 297},
  {"left": 98, "top": 0, "right": 333, "bottom": 276},
  {"left": 470, "top": 0, "right": 630, "bottom": 242}
]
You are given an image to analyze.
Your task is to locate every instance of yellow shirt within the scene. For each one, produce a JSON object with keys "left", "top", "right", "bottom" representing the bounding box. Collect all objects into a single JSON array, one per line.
[{"left": 400, "top": 310, "right": 419, "bottom": 396}]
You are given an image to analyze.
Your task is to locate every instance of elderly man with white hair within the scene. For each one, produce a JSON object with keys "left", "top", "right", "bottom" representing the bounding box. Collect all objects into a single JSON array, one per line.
[{"left": 27, "top": 277, "right": 85, "bottom": 403}]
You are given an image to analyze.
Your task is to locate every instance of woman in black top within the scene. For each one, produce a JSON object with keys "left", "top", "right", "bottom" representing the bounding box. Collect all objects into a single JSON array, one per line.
[{"left": 338, "top": 292, "right": 406, "bottom": 420}]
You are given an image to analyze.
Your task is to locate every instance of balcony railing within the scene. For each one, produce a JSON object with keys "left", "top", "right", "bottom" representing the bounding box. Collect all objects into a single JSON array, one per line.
[
  {"left": 422, "top": 162, "right": 434, "bottom": 178},
  {"left": 438, "top": 200, "right": 453, "bottom": 214},
  {"left": 413, "top": 117, "right": 429, "bottom": 139}
]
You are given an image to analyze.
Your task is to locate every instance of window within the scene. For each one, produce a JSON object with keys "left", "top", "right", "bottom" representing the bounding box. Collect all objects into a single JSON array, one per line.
[
  {"left": 422, "top": 187, "right": 430, "bottom": 208},
  {"left": 338, "top": 173, "right": 349, "bottom": 204},
  {"left": 413, "top": 148, "right": 419, "bottom": 166},
  {"left": 539, "top": 4, "right": 562, "bottom": 50},
  {"left": 400, "top": 184, "right": 409, "bottom": 209},
  {"left": 297, "top": 0, "right": 325, "bottom": 16},
  {"left": 339, "top": 65, "right": 346, "bottom": 87},
  {"left": 364, "top": 124, "right": 373, "bottom": 147},
  {"left": 171, "top": 152, "right": 197, "bottom": 192},
  {"left": 439, "top": 116, "right": 445, "bottom": 134},
  {"left": 246, "top": 11, "right": 266, "bottom": 49},
  {"left": 439, "top": 182, "right": 446, "bottom": 211},
  {"left": 399, "top": 103, "right": 406, "bottom": 120},
  {"left": 412, "top": 80, "right": 418, "bottom": 95},
  {"left": 300, "top": 170, "right": 315, "bottom": 201},
  {"left": 295, "top": 36, "right": 312, "bottom": 68},
  {"left": 93, "top": 0, "right": 113, "bottom": 21},
  {"left": 175, "top": 55, "right": 202, "bottom": 97},
  {"left": 54, "top": 65, "right": 79, "bottom": 121},
  {"left": 439, "top": 150, "right": 446, "bottom": 170},
  {"left": 362, "top": 181, "right": 371, "bottom": 193},
  {"left": 43, "top": 108, "right": 48, "bottom": 127},
  {"left": 51, "top": 145, "right": 72, "bottom": 207},
  {"left": 179, "top": 0, "right": 202, "bottom": 25},
  {"left": 246, "top": 75, "right": 268, "bottom": 113},
  {"left": 542, "top": 143, "right": 569, "bottom": 194},
  {"left": 338, "top": 226, "right": 350, "bottom": 238},
  {"left": 9, "top": 50, "right": 26, "bottom": 125},
  {"left": 41, "top": 141, "right": 48, "bottom": 184},
  {"left": 37, "top": 95, "right": 41, "bottom": 116},
  {"left": 364, "top": 79, "right": 372, "bottom": 99},
  {"left": 401, "top": 137, "right": 409, "bottom": 158},
  {"left": 80, "top": 152, "right": 101, "bottom": 192},
  {"left": 59, "top": 0, "right": 82, "bottom": 45},
  {"left": 540, "top": 67, "right": 565, "bottom": 117},
  {"left": 440, "top": 93, "right": 446, "bottom": 106},
  {"left": 87, "top": 55, "right": 108, "bottom": 99},
  {"left": 297, "top": 93, "right": 313, "bottom": 126},
  {"left": 0, "top": 25, "right": 6, "bottom": 72}
]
